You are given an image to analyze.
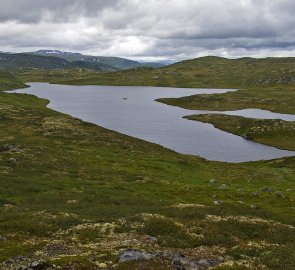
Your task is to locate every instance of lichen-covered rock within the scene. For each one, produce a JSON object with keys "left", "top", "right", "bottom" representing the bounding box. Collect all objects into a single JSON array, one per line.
[
  {"left": 260, "top": 187, "right": 273, "bottom": 193},
  {"left": 0, "top": 256, "right": 50, "bottom": 270},
  {"left": 119, "top": 250, "right": 155, "bottom": 263},
  {"left": 213, "top": 200, "right": 224, "bottom": 206}
]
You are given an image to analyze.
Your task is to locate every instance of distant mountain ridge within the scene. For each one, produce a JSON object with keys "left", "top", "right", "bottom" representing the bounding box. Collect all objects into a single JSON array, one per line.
[
  {"left": 30, "top": 50, "right": 165, "bottom": 69},
  {"left": 0, "top": 52, "right": 78, "bottom": 71},
  {"left": 0, "top": 50, "right": 169, "bottom": 71}
]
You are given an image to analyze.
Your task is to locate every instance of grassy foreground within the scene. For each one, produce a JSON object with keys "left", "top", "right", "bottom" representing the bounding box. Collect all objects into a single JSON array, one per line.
[{"left": 0, "top": 64, "right": 295, "bottom": 269}]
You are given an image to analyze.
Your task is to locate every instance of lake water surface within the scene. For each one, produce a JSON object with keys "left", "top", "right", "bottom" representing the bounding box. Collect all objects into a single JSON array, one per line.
[{"left": 12, "top": 83, "right": 295, "bottom": 163}]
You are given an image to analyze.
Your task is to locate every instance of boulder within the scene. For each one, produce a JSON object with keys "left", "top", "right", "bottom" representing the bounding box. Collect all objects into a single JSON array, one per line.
[
  {"left": 98, "top": 262, "right": 108, "bottom": 269},
  {"left": 260, "top": 187, "right": 273, "bottom": 193},
  {"left": 275, "top": 191, "right": 285, "bottom": 198},
  {"left": 0, "top": 236, "right": 7, "bottom": 241},
  {"left": 119, "top": 250, "right": 154, "bottom": 263},
  {"left": 196, "top": 259, "right": 222, "bottom": 267},
  {"left": 213, "top": 200, "right": 224, "bottom": 206},
  {"left": 209, "top": 179, "right": 216, "bottom": 185},
  {"left": 8, "top": 158, "right": 18, "bottom": 165}
]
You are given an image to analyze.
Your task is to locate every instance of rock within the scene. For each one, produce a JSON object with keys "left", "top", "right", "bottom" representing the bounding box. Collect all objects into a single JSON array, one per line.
[
  {"left": 66, "top": 200, "right": 78, "bottom": 204},
  {"left": 209, "top": 179, "right": 216, "bottom": 185},
  {"left": 0, "top": 257, "right": 50, "bottom": 270},
  {"left": 275, "top": 191, "right": 285, "bottom": 198},
  {"left": 4, "top": 204, "right": 14, "bottom": 209},
  {"left": 165, "top": 254, "right": 222, "bottom": 269},
  {"left": 165, "top": 254, "right": 199, "bottom": 269},
  {"left": 260, "top": 187, "right": 273, "bottom": 193},
  {"left": 197, "top": 259, "right": 211, "bottom": 267},
  {"left": 249, "top": 204, "right": 257, "bottom": 210},
  {"left": 119, "top": 250, "right": 154, "bottom": 263},
  {"left": 118, "top": 251, "right": 222, "bottom": 269},
  {"left": 196, "top": 259, "right": 223, "bottom": 267},
  {"left": 0, "top": 144, "right": 13, "bottom": 152},
  {"left": 218, "top": 184, "right": 228, "bottom": 190},
  {"left": 8, "top": 158, "right": 18, "bottom": 165},
  {"left": 28, "top": 260, "right": 49, "bottom": 270},
  {"left": 172, "top": 260, "right": 187, "bottom": 270},
  {"left": 213, "top": 200, "right": 224, "bottom": 206},
  {"left": 147, "top": 236, "right": 157, "bottom": 242},
  {"left": 0, "top": 236, "right": 7, "bottom": 241},
  {"left": 98, "top": 262, "right": 108, "bottom": 269},
  {"left": 0, "top": 144, "right": 21, "bottom": 153},
  {"left": 252, "top": 191, "right": 259, "bottom": 197},
  {"left": 286, "top": 189, "right": 293, "bottom": 192}
]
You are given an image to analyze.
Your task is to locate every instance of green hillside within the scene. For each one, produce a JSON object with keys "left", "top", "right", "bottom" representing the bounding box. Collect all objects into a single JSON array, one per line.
[
  {"left": 0, "top": 53, "right": 116, "bottom": 71},
  {"left": 0, "top": 70, "right": 27, "bottom": 90},
  {"left": 0, "top": 53, "right": 73, "bottom": 70},
  {"left": 24, "top": 56, "right": 293, "bottom": 87},
  {"left": 30, "top": 50, "right": 164, "bottom": 69}
]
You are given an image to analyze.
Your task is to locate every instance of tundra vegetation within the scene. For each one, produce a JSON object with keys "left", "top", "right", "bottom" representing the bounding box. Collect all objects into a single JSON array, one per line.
[{"left": 0, "top": 56, "right": 295, "bottom": 269}]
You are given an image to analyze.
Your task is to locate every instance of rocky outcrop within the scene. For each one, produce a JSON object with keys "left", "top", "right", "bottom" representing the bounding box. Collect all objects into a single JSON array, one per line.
[{"left": 119, "top": 250, "right": 222, "bottom": 270}]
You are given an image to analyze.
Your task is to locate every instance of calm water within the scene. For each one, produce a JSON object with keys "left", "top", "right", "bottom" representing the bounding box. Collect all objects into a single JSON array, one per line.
[{"left": 12, "top": 83, "right": 295, "bottom": 163}]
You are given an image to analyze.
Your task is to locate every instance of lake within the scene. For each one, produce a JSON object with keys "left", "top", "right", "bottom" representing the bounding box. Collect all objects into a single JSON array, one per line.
[{"left": 12, "top": 83, "right": 295, "bottom": 163}]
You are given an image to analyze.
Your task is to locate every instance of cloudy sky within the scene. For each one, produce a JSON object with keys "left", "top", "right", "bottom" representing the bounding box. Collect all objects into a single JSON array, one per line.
[{"left": 0, "top": 0, "right": 294, "bottom": 60}]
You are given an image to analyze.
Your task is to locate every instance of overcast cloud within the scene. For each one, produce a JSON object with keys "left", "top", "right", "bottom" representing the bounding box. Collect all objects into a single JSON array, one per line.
[{"left": 0, "top": 0, "right": 294, "bottom": 60}]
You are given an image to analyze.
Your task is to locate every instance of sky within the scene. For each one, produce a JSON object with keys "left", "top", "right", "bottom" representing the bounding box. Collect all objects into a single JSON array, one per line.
[{"left": 0, "top": 0, "right": 294, "bottom": 61}]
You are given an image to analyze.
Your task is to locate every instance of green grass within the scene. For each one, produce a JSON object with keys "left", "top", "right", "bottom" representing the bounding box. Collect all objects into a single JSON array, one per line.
[
  {"left": 158, "top": 85, "right": 295, "bottom": 115},
  {"left": 185, "top": 114, "right": 295, "bottom": 150},
  {"left": 0, "top": 60, "right": 294, "bottom": 269},
  {"left": 0, "top": 70, "right": 27, "bottom": 91},
  {"left": 17, "top": 56, "right": 295, "bottom": 88}
]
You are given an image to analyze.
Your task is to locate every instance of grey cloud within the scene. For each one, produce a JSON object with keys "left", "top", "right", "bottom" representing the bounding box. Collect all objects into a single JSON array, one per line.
[
  {"left": 0, "top": 0, "right": 294, "bottom": 59},
  {"left": 0, "top": 0, "right": 120, "bottom": 23}
]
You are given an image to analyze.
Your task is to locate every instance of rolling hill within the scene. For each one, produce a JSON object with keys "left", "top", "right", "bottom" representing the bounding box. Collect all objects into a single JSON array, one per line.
[
  {"left": 30, "top": 50, "right": 164, "bottom": 69},
  {"left": 28, "top": 55, "right": 294, "bottom": 88},
  {"left": 0, "top": 51, "right": 165, "bottom": 72},
  {"left": 0, "top": 52, "right": 116, "bottom": 71}
]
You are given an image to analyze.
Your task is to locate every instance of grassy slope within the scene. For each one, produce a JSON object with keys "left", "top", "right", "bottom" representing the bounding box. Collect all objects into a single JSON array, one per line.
[
  {"left": 0, "top": 70, "right": 27, "bottom": 91},
  {"left": 0, "top": 53, "right": 115, "bottom": 72},
  {"left": 17, "top": 56, "right": 295, "bottom": 87},
  {"left": 30, "top": 51, "right": 164, "bottom": 69},
  {"left": 0, "top": 62, "right": 294, "bottom": 269},
  {"left": 158, "top": 86, "right": 295, "bottom": 115},
  {"left": 185, "top": 114, "right": 295, "bottom": 151}
]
